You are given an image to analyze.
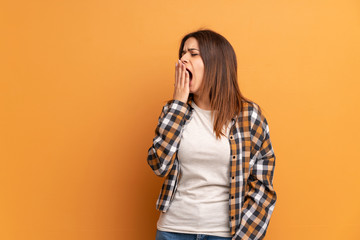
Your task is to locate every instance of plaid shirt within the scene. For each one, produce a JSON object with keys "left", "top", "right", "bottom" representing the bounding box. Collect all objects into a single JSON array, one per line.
[{"left": 147, "top": 98, "right": 277, "bottom": 240}]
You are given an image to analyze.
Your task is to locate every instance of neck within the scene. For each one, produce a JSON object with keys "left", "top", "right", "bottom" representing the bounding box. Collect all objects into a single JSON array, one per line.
[{"left": 193, "top": 94, "right": 211, "bottom": 110}]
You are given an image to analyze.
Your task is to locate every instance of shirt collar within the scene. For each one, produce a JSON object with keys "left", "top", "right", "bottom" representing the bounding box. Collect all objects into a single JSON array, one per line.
[{"left": 186, "top": 98, "right": 238, "bottom": 122}]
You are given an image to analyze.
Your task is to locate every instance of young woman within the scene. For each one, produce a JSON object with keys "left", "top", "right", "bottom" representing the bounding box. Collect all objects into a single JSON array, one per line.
[{"left": 147, "top": 29, "right": 277, "bottom": 240}]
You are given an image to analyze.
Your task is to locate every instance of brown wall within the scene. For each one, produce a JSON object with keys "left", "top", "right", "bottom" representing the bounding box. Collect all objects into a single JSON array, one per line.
[{"left": 1, "top": 0, "right": 359, "bottom": 239}]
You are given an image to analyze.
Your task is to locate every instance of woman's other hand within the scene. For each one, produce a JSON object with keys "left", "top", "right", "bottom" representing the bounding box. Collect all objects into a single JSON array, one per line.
[{"left": 173, "top": 59, "right": 190, "bottom": 103}]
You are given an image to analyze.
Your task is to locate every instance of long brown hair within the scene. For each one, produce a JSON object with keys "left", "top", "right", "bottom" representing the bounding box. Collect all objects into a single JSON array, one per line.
[{"left": 170, "top": 29, "right": 257, "bottom": 140}]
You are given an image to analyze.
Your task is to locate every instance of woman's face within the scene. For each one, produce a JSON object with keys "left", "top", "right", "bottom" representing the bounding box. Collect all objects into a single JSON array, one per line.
[{"left": 180, "top": 37, "right": 204, "bottom": 96}]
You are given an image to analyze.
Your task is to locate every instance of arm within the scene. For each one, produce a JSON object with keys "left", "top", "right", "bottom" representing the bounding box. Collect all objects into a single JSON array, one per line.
[
  {"left": 234, "top": 106, "right": 277, "bottom": 240},
  {"left": 147, "top": 99, "right": 190, "bottom": 177}
]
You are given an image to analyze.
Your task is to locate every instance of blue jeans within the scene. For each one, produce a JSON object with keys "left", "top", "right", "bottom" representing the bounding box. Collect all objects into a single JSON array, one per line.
[{"left": 155, "top": 229, "right": 232, "bottom": 240}]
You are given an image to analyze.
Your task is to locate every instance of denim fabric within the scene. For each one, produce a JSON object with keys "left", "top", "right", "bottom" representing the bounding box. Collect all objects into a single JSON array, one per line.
[{"left": 155, "top": 229, "right": 232, "bottom": 240}]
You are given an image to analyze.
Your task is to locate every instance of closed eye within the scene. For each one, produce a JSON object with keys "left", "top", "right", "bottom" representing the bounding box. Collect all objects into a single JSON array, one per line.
[{"left": 181, "top": 51, "right": 199, "bottom": 57}]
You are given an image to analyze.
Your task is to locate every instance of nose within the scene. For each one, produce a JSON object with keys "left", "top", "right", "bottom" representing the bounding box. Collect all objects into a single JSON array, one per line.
[{"left": 180, "top": 54, "right": 189, "bottom": 64}]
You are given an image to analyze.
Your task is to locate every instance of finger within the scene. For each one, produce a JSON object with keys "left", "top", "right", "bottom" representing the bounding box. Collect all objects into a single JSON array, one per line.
[
  {"left": 178, "top": 61, "right": 183, "bottom": 87},
  {"left": 175, "top": 61, "right": 178, "bottom": 86},
  {"left": 181, "top": 63, "right": 186, "bottom": 88},
  {"left": 176, "top": 60, "right": 181, "bottom": 87}
]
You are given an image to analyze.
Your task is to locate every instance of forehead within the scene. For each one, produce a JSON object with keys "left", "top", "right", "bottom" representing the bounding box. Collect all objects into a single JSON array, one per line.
[{"left": 183, "top": 37, "right": 199, "bottom": 50}]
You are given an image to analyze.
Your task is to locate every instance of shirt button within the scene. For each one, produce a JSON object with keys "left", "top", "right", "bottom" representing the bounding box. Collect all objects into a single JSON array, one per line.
[
  {"left": 232, "top": 176, "right": 235, "bottom": 180},
  {"left": 232, "top": 155, "right": 236, "bottom": 159},
  {"left": 230, "top": 135, "right": 234, "bottom": 140},
  {"left": 231, "top": 216, "right": 234, "bottom": 220},
  {"left": 231, "top": 196, "right": 234, "bottom": 199}
]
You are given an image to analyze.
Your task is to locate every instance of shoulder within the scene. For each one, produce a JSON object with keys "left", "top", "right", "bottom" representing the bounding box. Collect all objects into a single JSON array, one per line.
[
  {"left": 163, "top": 99, "right": 191, "bottom": 110},
  {"left": 240, "top": 100, "right": 264, "bottom": 118},
  {"left": 158, "top": 99, "right": 192, "bottom": 120},
  {"left": 239, "top": 100, "right": 269, "bottom": 131},
  {"left": 163, "top": 94, "right": 194, "bottom": 112}
]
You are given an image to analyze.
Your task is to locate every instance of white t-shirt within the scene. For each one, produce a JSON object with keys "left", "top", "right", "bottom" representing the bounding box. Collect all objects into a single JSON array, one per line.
[{"left": 157, "top": 101, "right": 232, "bottom": 238}]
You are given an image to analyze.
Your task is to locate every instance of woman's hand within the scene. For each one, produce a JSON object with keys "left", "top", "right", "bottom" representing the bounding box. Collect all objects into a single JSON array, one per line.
[{"left": 173, "top": 59, "right": 190, "bottom": 103}]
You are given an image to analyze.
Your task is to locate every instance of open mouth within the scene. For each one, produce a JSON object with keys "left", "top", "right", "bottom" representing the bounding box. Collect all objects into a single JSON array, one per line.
[{"left": 186, "top": 68, "right": 193, "bottom": 81}]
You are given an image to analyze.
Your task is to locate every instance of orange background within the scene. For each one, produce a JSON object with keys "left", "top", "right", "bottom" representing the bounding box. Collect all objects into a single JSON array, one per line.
[{"left": 1, "top": 0, "right": 359, "bottom": 239}]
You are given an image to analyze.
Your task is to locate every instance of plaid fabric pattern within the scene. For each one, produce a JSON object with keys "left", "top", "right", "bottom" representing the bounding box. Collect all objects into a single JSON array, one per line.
[{"left": 147, "top": 99, "right": 277, "bottom": 240}]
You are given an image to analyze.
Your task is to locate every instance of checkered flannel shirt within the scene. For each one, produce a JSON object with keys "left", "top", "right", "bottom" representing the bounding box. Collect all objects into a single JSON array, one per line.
[{"left": 147, "top": 98, "right": 277, "bottom": 240}]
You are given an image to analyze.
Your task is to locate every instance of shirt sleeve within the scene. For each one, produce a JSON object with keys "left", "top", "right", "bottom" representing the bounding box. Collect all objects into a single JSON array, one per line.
[
  {"left": 147, "top": 99, "right": 189, "bottom": 177},
  {"left": 234, "top": 105, "right": 277, "bottom": 240}
]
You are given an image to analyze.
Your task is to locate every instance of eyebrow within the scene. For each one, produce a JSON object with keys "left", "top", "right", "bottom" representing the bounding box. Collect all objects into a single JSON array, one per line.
[{"left": 182, "top": 48, "right": 200, "bottom": 53}]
